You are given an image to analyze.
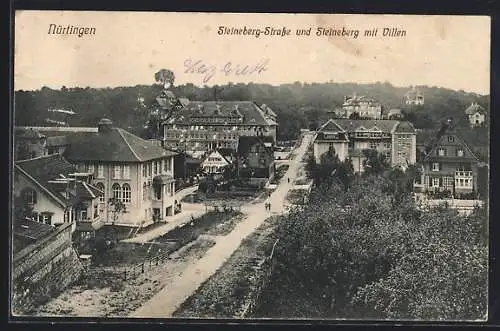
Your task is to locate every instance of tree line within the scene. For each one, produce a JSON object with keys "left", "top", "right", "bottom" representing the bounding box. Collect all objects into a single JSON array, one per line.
[
  {"left": 14, "top": 80, "right": 489, "bottom": 145},
  {"left": 255, "top": 150, "right": 487, "bottom": 320}
]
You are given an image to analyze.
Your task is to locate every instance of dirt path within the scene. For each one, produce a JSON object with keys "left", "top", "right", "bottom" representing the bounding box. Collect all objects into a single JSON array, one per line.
[
  {"left": 32, "top": 237, "right": 215, "bottom": 317},
  {"left": 130, "top": 133, "right": 314, "bottom": 318}
]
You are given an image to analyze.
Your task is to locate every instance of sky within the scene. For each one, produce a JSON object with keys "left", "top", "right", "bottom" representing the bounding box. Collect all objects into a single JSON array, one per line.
[{"left": 14, "top": 11, "right": 491, "bottom": 94}]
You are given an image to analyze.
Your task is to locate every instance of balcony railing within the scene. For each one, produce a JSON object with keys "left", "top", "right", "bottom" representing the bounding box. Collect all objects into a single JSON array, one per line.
[{"left": 455, "top": 171, "right": 472, "bottom": 177}]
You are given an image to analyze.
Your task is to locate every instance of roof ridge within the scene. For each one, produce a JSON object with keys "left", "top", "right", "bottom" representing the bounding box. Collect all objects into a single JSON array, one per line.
[
  {"left": 117, "top": 128, "right": 142, "bottom": 162},
  {"left": 16, "top": 153, "right": 62, "bottom": 164},
  {"left": 82, "top": 181, "right": 96, "bottom": 199}
]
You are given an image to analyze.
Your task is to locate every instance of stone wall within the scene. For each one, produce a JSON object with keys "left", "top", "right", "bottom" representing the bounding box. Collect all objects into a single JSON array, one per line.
[{"left": 11, "top": 223, "right": 84, "bottom": 315}]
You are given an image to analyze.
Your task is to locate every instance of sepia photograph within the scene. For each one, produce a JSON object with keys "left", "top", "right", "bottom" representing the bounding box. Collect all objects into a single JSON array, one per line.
[{"left": 11, "top": 11, "right": 490, "bottom": 321}]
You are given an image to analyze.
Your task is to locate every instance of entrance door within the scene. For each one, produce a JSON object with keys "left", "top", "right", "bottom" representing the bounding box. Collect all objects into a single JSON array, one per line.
[{"left": 153, "top": 208, "right": 161, "bottom": 223}]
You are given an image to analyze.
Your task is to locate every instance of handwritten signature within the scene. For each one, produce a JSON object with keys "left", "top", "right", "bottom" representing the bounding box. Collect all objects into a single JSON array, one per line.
[{"left": 183, "top": 58, "right": 270, "bottom": 83}]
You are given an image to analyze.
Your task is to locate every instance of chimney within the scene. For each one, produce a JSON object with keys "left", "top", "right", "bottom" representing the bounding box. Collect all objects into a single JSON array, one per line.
[{"left": 97, "top": 118, "right": 114, "bottom": 133}]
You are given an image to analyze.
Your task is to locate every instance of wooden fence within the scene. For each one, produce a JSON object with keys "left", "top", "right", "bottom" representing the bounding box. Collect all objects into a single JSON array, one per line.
[
  {"left": 86, "top": 248, "right": 175, "bottom": 282},
  {"left": 240, "top": 239, "right": 279, "bottom": 318}
]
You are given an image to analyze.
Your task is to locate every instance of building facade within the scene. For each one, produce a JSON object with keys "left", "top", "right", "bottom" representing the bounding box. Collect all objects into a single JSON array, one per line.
[
  {"left": 201, "top": 148, "right": 235, "bottom": 175},
  {"left": 14, "top": 154, "right": 104, "bottom": 236},
  {"left": 237, "top": 136, "right": 276, "bottom": 182},
  {"left": 63, "top": 119, "right": 177, "bottom": 227},
  {"left": 313, "top": 119, "right": 417, "bottom": 173},
  {"left": 420, "top": 127, "right": 479, "bottom": 197},
  {"left": 405, "top": 86, "right": 424, "bottom": 106},
  {"left": 465, "top": 102, "right": 487, "bottom": 127},
  {"left": 162, "top": 101, "right": 278, "bottom": 156},
  {"left": 342, "top": 94, "right": 383, "bottom": 119}
]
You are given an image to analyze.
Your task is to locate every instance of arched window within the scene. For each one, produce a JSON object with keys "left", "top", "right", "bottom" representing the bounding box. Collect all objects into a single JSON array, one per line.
[
  {"left": 112, "top": 183, "right": 121, "bottom": 201},
  {"left": 95, "top": 182, "right": 105, "bottom": 203},
  {"left": 21, "top": 187, "right": 37, "bottom": 204},
  {"left": 143, "top": 182, "right": 148, "bottom": 201},
  {"left": 122, "top": 184, "right": 131, "bottom": 203}
]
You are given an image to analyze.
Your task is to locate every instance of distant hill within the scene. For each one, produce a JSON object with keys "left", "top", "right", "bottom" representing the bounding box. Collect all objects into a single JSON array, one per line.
[{"left": 14, "top": 82, "right": 489, "bottom": 150}]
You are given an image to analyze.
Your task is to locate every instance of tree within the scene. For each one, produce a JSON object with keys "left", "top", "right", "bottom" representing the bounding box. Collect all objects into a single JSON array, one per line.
[
  {"left": 362, "top": 149, "right": 389, "bottom": 176},
  {"left": 107, "top": 197, "right": 126, "bottom": 242},
  {"left": 154, "top": 69, "right": 175, "bottom": 89}
]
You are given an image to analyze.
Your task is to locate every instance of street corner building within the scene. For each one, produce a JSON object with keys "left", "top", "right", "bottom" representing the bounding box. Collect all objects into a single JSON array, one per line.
[
  {"left": 62, "top": 118, "right": 178, "bottom": 228},
  {"left": 313, "top": 118, "right": 417, "bottom": 173}
]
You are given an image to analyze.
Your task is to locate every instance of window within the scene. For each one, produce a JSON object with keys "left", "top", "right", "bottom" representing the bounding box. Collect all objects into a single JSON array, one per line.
[
  {"left": 142, "top": 164, "right": 147, "bottom": 177},
  {"left": 113, "top": 165, "right": 121, "bottom": 179},
  {"left": 97, "top": 165, "right": 104, "bottom": 178},
  {"left": 432, "top": 178, "right": 440, "bottom": 187},
  {"left": 21, "top": 188, "right": 37, "bottom": 204},
  {"left": 432, "top": 163, "right": 440, "bottom": 171},
  {"left": 448, "top": 136, "right": 455, "bottom": 142},
  {"left": 41, "top": 213, "right": 52, "bottom": 225},
  {"left": 112, "top": 183, "right": 121, "bottom": 201},
  {"left": 94, "top": 204, "right": 99, "bottom": 218},
  {"left": 457, "top": 149, "right": 464, "bottom": 157},
  {"left": 438, "top": 148, "right": 446, "bottom": 156},
  {"left": 122, "top": 184, "right": 131, "bottom": 203},
  {"left": 143, "top": 182, "right": 148, "bottom": 201},
  {"left": 95, "top": 182, "right": 105, "bottom": 203},
  {"left": 370, "top": 141, "right": 378, "bottom": 149},
  {"left": 88, "top": 164, "right": 95, "bottom": 173},
  {"left": 443, "top": 177, "right": 454, "bottom": 188},
  {"left": 148, "top": 163, "right": 152, "bottom": 176},
  {"left": 164, "top": 159, "right": 168, "bottom": 173},
  {"left": 122, "top": 165, "right": 130, "bottom": 179}
]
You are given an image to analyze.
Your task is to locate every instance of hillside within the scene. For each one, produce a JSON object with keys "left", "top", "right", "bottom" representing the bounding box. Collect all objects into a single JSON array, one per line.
[{"left": 14, "top": 82, "right": 489, "bottom": 159}]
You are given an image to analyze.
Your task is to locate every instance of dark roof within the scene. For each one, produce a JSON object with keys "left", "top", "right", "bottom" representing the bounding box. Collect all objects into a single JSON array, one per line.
[
  {"left": 15, "top": 128, "right": 46, "bottom": 139},
  {"left": 64, "top": 127, "right": 177, "bottom": 162},
  {"left": 465, "top": 102, "right": 486, "bottom": 115},
  {"left": 16, "top": 154, "right": 78, "bottom": 207},
  {"left": 164, "top": 101, "right": 277, "bottom": 126},
  {"left": 328, "top": 119, "right": 415, "bottom": 134},
  {"left": 46, "top": 135, "right": 68, "bottom": 146},
  {"left": 75, "top": 181, "right": 104, "bottom": 199},
  {"left": 217, "top": 148, "right": 236, "bottom": 158},
  {"left": 237, "top": 136, "right": 274, "bottom": 155},
  {"left": 14, "top": 219, "right": 55, "bottom": 241},
  {"left": 423, "top": 128, "right": 479, "bottom": 162},
  {"left": 343, "top": 95, "right": 381, "bottom": 107},
  {"left": 317, "top": 119, "right": 346, "bottom": 133}
]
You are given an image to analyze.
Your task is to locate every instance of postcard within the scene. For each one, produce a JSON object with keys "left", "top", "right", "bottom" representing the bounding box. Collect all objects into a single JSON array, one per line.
[{"left": 11, "top": 11, "right": 490, "bottom": 321}]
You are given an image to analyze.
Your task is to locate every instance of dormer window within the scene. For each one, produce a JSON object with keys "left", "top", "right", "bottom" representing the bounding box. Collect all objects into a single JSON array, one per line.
[
  {"left": 438, "top": 148, "right": 446, "bottom": 156},
  {"left": 448, "top": 136, "right": 455, "bottom": 143},
  {"left": 457, "top": 149, "right": 464, "bottom": 157}
]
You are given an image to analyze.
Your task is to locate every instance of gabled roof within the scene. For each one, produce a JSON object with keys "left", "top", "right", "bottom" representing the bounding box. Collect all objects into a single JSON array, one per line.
[
  {"left": 237, "top": 136, "right": 274, "bottom": 156},
  {"left": 64, "top": 127, "right": 177, "bottom": 162},
  {"left": 465, "top": 102, "right": 486, "bottom": 115},
  {"left": 317, "top": 119, "right": 346, "bottom": 133},
  {"left": 204, "top": 150, "right": 233, "bottom": 165},
  {"left": 15, "top": 154, "right": 77, "bottom": 207},
  {"left": 423, "top": 127, "right": 479, "bottom": 162},
  {"left": 331, "top": 119, "right": 415, "bottom": 134}
]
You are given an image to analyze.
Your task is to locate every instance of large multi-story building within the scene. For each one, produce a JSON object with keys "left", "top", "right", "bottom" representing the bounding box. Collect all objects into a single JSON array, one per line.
[
  {"left": 62, "top": 118, "right": 178, "bottom": 227},
  {"left": 342, "top": 94, "right": 383, "bottom": 119},
  {"left": 418, "top": 121, "right": 480, "bottom": 197},
  {"left": 313, "top": 119, "right": 417, "bottom": 173},
  {"left": 162, "top": 101, "right": 278, "bottom": 156}
]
